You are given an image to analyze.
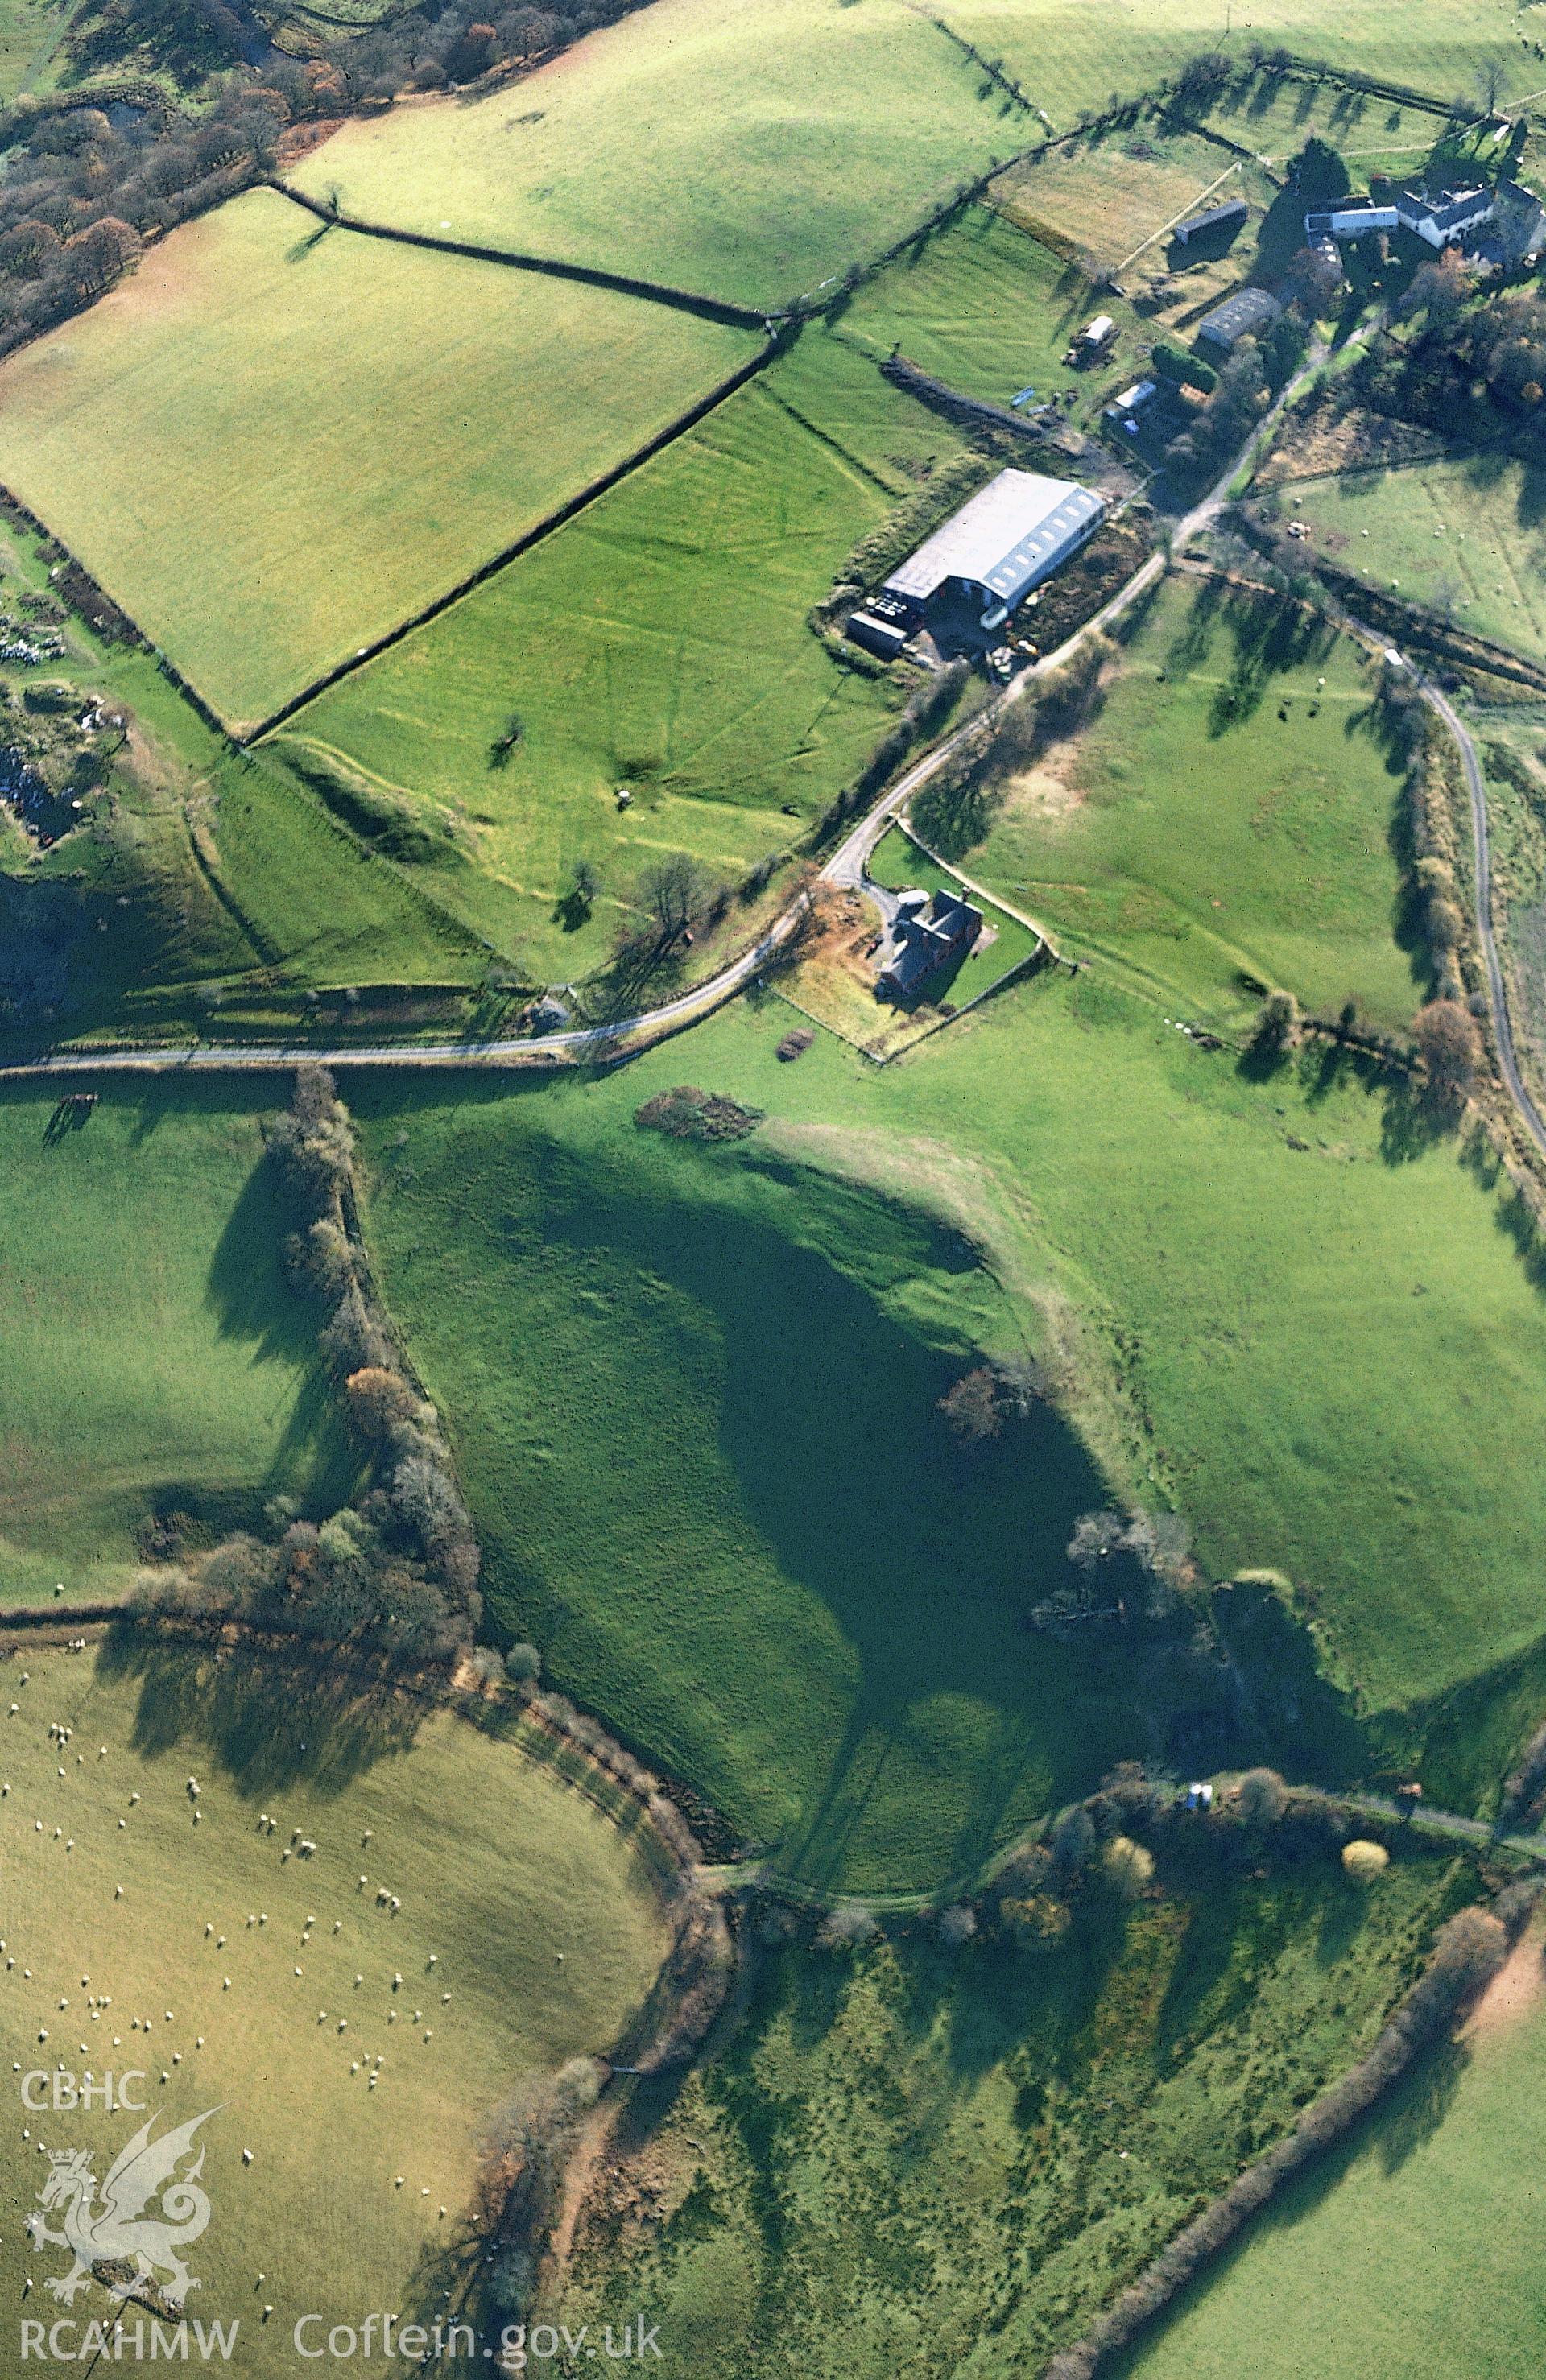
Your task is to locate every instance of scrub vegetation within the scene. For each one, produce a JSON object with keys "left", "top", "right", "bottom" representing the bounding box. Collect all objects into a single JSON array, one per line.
[{"left": 560, "top": 1831, "right": 1468, "bottom": 2380}]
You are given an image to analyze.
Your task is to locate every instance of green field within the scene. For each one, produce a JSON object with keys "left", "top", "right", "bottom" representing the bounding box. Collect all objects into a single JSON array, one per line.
[
  {"left": 276, "top": 328, "right": 961, "bottom": 976},
  {"left": 833, "top": 203, "right": 1144, "bottom": 427},
  {"left": 1288, "top": 452, "right": 1546, "bottom": 673},
  {"left": 291, "top": 0, "right": 1039, "bottom": 312},
  {"left": 562, "top": 1838, "right": 1467, "bottom": 2378},
  {"left": 0, "top": 1082, "right": 357, "bottom": 1603},
  {"left": 0, "top": 187, "right": 756, "bottom": 729},
  {"left": 994, "top": 130, "right": 1254, "bottom": 273},
  {"left": 0, "top": 1640, "right": 669, "bottom": 2371},
  {"left": 0, "top": 0, "right": 64, "bottom": 93},
  {"left": 353, "top": 1069, "right": 1172, "bottom": 1897},
  {"left": 1122, "top": 1924, "right": 1546, "bottom": 2380},
  {"left": 944, "top": 0, "right": 1537, "bottom": 124},
  {"left": 964, "top": 575, "right": 1421, "bottom": 1031},
  {"left": 291, "top": 0, "right": 1537, "bottom": 317},
  {"left": 353, "top": 938, "right": 1546, "bottom": 1888}
]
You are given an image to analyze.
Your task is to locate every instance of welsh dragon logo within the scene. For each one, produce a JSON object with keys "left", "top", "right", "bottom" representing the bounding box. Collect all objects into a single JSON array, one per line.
[{"left": 27, "top": 2109, "right": 219, "bottom": 2308}]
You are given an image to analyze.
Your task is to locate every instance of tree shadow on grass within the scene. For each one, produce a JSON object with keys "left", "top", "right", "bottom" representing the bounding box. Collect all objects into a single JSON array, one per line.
[
  {"left": 1487, "top": 1176, "right": 1546, "bottom": 1298},
  {"left": 204, "top": 1155, "right": 364, "bottom": 1511},
  {"left": 1374, "top": 2033, "right": 1468, "bottom": 2175},
  {"left": 94, "top": 1626, "right": 428, "bottom": 1798},
  {"left": 1204, "top": 596, "right": 1333, "bottom": 737},
  {"left": 1377, "top": 1072, "right": 1453, "bottom": 1166},
  {"left": 204, "top": 1151, "right": 317, "bottom": 1363}
]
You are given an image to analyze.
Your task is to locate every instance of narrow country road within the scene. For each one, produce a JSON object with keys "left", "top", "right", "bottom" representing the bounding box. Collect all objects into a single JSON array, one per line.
[
  {"left": 0, "top": 901, "right": 809, "bottom": 1078},
  {"left": 2, "top": 548, "right": 1172, "bottom": 1084},
  {"left": 1344, "top": 1788, "right": 1546, "bottom": 1865}
]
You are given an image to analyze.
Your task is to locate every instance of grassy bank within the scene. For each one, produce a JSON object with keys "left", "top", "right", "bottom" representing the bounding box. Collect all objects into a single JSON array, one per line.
[
  {"left": 353, "top": 1067, "right": 1176, "bottom": 1897},
  {"left": 0, "top": 510, "right": 488, "bottom": 1047}
]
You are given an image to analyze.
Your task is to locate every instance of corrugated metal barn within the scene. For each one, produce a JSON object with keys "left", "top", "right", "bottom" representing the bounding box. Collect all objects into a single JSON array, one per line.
[{"left": 882, "top": 468, "right": 1106, "bottom": 630}]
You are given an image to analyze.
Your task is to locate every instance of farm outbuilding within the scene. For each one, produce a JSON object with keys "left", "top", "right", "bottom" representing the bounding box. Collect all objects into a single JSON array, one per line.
[
  {"left": 882, "top": 468, "right": 1106, "bottom": 633},
  {"left": 1196, "top": 287, "right": 1283, "bottom": 354},
  {"left": 1173, "top": 197, "right": 1247, "bottom": 247},
  {"left": 1073, "top": 313, "right": 1117, "bottom": 362},
  {"left": 1106, "top": 378, "right": 1157, "bottom": 424}
]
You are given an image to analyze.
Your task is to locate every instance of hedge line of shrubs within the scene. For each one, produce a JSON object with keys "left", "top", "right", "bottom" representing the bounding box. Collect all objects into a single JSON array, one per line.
[
  {"left": 1042, "top": 1880, "right": 1536, "bottom": 2380},
  {"left": 134, "top": 1064, "right": 480, "bottom": 1659}
]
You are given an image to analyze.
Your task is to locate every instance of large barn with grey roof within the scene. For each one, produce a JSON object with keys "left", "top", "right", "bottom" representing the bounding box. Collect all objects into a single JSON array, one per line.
[{"left": 878, "top": 468, "right": 1106, "bottom": 634}]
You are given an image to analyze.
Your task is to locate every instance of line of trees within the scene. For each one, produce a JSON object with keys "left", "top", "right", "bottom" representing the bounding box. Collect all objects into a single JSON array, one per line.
[{"left": 134, "top": 1065, "right": 480, "bottom": 1660}]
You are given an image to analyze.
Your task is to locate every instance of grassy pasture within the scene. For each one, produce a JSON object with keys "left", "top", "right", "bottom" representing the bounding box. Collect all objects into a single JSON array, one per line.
[
  {"left": 353, "top": 924, "right": 1546, "bottom": 1886},
  {"left": 679, "top": 994, "right": 1546, "bottom": 1797},
  {"left": 994, "top": 130, "right": 1251, "bottom": 272},
  {"left": 943, "top": 0, "right": 1539, "bottom": 125},
  {"left": 0, "top": 1640, "right": 668, "bottom": 2372},
  {"left": 964, "top": 574, "right": 1420, "bottom": 1031},
  {"left": 0, "top": 1081, "right": 356, "bottom": 1605},
  {"left": 363, "top": 966, "right": 1546, "bottom": 1841},
  {"left": 277, "top": 328, "right": 959, "bottom": 977},
  {"left": 0, "top": 187, "right": 756, "bottom": 729},
  {"left": 1286, "top": 452, "right": 1546, "bottom": 673},
  {"left": 1121, "top": 1923, "right": 1546, "bottom": 2380},
  {"left": 562, "top": 1843, "right": 1465, "bottom": 2379},
  {"left": 291, "top": 0, "right": 1038, "bottom": 312},
  {"left": 0, "top": 0, "right": 64, "bottom": 94},
  {"left": 832, "top": 203, "right": 1143, "bottom": 427},
  {"left": 353, "top": 1069, "right": 1216, "bottom": 1899}
]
